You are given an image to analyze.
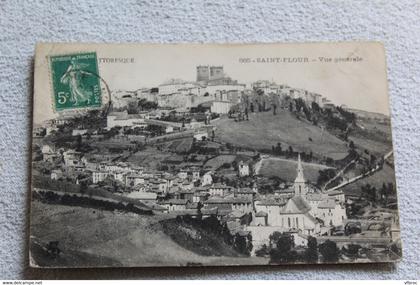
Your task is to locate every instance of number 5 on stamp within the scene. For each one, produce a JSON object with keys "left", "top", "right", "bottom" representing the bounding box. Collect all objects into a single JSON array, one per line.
[{"left": 50, "top": 52, "right": 102, "bottom": 111}]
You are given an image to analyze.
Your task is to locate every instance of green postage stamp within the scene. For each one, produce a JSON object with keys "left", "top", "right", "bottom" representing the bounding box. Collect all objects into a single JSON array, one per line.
[{"left": 50, "top": 52, "right": 102, "bottom": 111}]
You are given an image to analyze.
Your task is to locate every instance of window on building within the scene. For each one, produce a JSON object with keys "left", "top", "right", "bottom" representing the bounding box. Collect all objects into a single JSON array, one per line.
[{"left": 288, "top": 217, "right": 291, "bottom": 228}]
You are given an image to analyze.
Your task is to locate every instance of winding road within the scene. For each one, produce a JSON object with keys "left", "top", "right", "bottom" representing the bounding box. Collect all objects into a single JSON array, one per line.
[{"left": 324, "top": 150, "right": 393, "bottom": 192}]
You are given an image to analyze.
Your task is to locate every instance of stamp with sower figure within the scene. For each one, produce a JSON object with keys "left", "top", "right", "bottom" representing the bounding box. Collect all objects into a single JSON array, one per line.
[{"left": 50, "top": 52, "right": 102, "bottom": 111}]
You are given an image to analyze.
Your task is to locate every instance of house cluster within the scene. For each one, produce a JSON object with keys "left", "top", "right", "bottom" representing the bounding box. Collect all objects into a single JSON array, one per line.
[
  {"left": 149, "top": 154, "right": 347, "bottom": 256},
  {"left": 109, "top": 66, "right": 332, "bottom": 116},
  {"left": 44, "top": 142, "right": 346, "bottom": 233},
  {"left": 250, "top": 80, "right": 332, "bottom": 107},
  {"left": 41, "top": 137, "right": 347, "bottom": 256},
  {"left": 247, "top": 154, "right": 347, "bottom": 254},
  {"left": 105, "top": 109, "right": 214, "bottom": 142}
]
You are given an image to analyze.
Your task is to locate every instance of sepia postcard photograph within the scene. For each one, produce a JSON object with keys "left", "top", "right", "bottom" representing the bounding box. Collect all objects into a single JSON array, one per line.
[{"left": 29, "top": 42, "right": 401, "bottom": 268}]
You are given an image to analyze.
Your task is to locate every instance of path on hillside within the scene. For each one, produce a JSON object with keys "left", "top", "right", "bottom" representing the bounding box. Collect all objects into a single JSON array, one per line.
[
  {"left": 324, "top": 150, "right": 393, "bottom": 192},
  {"left": 321, "top": 157, "right": 359, "bottom": 191}
]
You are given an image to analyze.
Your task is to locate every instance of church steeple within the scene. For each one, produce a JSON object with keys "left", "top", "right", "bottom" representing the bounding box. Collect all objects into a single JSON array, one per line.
[
  {"left": 293, "top": 153, "right": 308, "bottom": 196},
  {"left": 295, "top": 153, "right": 305, "bottom": 183}
]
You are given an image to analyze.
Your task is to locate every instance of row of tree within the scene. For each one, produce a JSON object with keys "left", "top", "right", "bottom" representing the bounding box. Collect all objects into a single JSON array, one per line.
[
  {"left": 255, "top": 232, "right": 340, "bottom": 263},
  {"left": 33, "top": 190, "right": 153, "bottom": 215}
]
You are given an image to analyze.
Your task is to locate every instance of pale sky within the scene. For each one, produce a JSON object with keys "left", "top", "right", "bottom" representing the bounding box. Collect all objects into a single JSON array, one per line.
[{"left": 34, "top": 42, "right": 390, "bottom": 124}]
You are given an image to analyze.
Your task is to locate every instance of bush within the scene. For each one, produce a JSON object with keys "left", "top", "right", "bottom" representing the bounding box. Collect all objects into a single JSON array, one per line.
[
  {"left": 255, "top": 244, "right": 269, "bottom": 257},
  {"left": 319, "top": 240, "right": 340, "bottom": 262}
]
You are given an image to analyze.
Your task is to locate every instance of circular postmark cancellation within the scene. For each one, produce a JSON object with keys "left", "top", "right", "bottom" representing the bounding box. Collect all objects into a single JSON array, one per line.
[{"left": 49, "top": 52, "right": 104, "bottom": 112}]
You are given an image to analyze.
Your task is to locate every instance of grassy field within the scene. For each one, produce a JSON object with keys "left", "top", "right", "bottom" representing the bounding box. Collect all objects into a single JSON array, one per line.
[
  {"left": 157, "top": 137, "right": 193, "bottom": 154},
  {"left": 258, "top": 158, "right": 334, "bottom": 183},
  {"left": 125, "top": 147, "right": 172, "bottom": 169},
  {"left": 30, "top": 201, "right": 267, "bottom": 267},
  {"left": 340, "top": 164, "right": 397, "bottom": 197},
  {"left": 350, "top": 118, "right": 393, "bottom": 157},
  {"left": 212, "top": 110, "right": 349, "bottom": 160},
  {"left": 349, "top": 135, "right": 393, "bottom": 157},
  {"left": 204, "top": 155, "right": 237, "bottom": 170}
]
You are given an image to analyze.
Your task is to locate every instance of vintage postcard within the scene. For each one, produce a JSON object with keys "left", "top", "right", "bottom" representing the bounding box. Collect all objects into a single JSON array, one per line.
[{"left": 30, "top": 42, "right": 401, "bottom": 268}]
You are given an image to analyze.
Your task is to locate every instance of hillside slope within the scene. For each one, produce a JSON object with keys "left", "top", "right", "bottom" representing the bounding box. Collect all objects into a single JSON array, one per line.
[
  {"left": 30, "top": 201, "right": 266, "bottom": 267},
  {"left": 340, "top": 164, "right": 397, "bottom": 197},
  {"left": 212, "top": 110, "right": 349, "bottom": 160}
]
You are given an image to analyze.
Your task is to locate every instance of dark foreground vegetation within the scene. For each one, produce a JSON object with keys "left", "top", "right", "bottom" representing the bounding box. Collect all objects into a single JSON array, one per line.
[{"left": 160, "top": 215, "right": 252, "bottom": 257}]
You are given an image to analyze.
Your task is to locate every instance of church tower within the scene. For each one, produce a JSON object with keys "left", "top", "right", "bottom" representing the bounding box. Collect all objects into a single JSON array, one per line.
[{"left": 293, "top": 154, "right": 309, "bottom": 196}]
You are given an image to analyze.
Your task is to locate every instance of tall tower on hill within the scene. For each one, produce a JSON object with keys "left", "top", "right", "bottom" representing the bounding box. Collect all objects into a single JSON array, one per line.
[
  {"left": 196, "top": 65, "right": 210, "bottom": 82},
  {"left": 209, "top": 66, "right": 224, "bottom": 80},
  {"left": 293, "top": 154, "right": 309, "bottom": 196}
]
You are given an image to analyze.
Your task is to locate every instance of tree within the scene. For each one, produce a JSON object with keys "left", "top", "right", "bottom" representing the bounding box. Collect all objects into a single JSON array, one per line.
[
  {"left": 370, "top": 154, "right": 377, "bottom": 166},
  {"left": 288, "top": 146, "right": 294, "bottom": 156},
  {"left": 269, "top": 231, "right": 283, "bottom": 248},
  {"left": 304, "top": 236, "right": 318, "bottom": 263},
  {"left": 319, "top": 240, "right": 340, "bottom": 262},
  {"left": 311, "top": 102, "right": 320, "bottom": 113},
  {"left": 380, "top": 182, "right": 394, "bottom": 205},
  {"left": 273, "top": 104, "right": 277, "bottom": 115},
  {"left": 362, "top": 183, "right": 377, "bottom": 203},
  {"left": 269, "top": 233, "right": 297, "bottom": 264},
  {"left": 80, "top": 181, "right": 88, "bottom": 196},
  {"left": 275, "top": 142, "right": 282, "bottom": 155},
  {"left": 234, "top": 233, "right": 253, "bottom": 256},
  {"left": 349, "top": 140, "right": 355, "bottom": 149},
  {"left": 138, "top": 99, "right": 158, "bottom": 110}
]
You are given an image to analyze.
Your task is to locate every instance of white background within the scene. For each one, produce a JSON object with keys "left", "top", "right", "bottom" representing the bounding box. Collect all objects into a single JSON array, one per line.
[{"left": 0, "top": 0, "right": 419, "bottom": 279}]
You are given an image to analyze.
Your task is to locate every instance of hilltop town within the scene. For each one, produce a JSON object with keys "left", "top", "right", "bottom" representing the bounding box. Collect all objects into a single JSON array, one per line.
[{"left": 30, "top": 65, "right": 401, "bottom": 266}]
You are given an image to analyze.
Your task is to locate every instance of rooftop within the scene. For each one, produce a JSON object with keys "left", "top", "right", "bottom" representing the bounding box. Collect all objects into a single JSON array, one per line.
[
  {"left": 206, "top": 196, "right": 252, "bottom": 204},
  {"left": 306, "top": 193, "right": 326, "bottom": 201},
  {"left": 211, "top": 183, "right": 233, "bottom": 189},
  {"left": 160, "top": 199, "right": 190, "bottom": 205},
  {"left": 235, "top": 188, "right": 255, "bottom": 194},
  {"left": 283, "top": 196, "right": 312, "bottom": 214},
  {"left": 255, "top": 211, "right": 268, "bottom": 217},
  {"left": 318, "top": 199, "right": 337, "bottom": 209},
  {"left": 257, "top": 199, "right": 285, "bottom": 206}
]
